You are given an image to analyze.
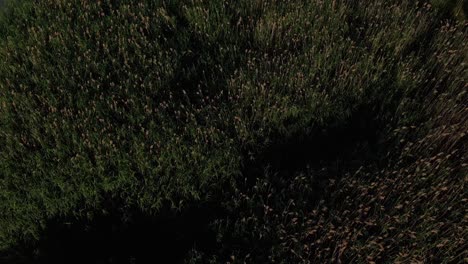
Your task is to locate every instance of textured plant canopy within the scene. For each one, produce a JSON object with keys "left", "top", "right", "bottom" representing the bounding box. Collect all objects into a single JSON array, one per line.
[{"left": 0, "top": 0, "right": 466, "bottom": 263}]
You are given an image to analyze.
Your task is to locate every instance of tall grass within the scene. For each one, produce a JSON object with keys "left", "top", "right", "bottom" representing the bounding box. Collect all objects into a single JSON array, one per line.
[{"left": 0, "top": 0, "right": 466, "bottom": 262}]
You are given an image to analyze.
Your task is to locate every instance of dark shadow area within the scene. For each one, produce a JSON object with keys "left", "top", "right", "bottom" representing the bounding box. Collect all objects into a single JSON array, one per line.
[
  {"left": 2, "top": 202, "right": 222, "bottom": 264},
  {"left": 241, "top": 103, "right": 382, "bottom": 188}
]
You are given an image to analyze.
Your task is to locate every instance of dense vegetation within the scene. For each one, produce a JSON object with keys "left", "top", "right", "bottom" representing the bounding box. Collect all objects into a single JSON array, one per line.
[{"left": 0, "top": 0, "right": 466, "bottom": 263}]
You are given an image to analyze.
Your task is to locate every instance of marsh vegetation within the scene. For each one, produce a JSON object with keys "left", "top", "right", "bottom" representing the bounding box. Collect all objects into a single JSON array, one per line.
[{"left": 0, "top": 0, "right": 466, "bottom": 263}]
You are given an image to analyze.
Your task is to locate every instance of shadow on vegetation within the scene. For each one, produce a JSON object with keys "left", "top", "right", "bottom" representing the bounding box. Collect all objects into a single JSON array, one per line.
[
  {"left": 242, "top": 103, "right": 382, "bottom": 187},
  {"left": 3, "top": 202, "right": 222, "bottom": 264}
]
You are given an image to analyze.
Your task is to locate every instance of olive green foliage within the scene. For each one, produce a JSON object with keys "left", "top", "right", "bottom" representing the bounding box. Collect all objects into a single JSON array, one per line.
[
  {"left": 0, "top": 0, "right": 466, "bottom": 263},
  {"left": 430, "top": 0, "right": 468, "bottom": 19}
]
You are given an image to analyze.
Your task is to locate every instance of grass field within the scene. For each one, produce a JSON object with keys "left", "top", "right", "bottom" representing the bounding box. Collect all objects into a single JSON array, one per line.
[{"left": 0, "top": 0, "right": 466, "bottom": 263}]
